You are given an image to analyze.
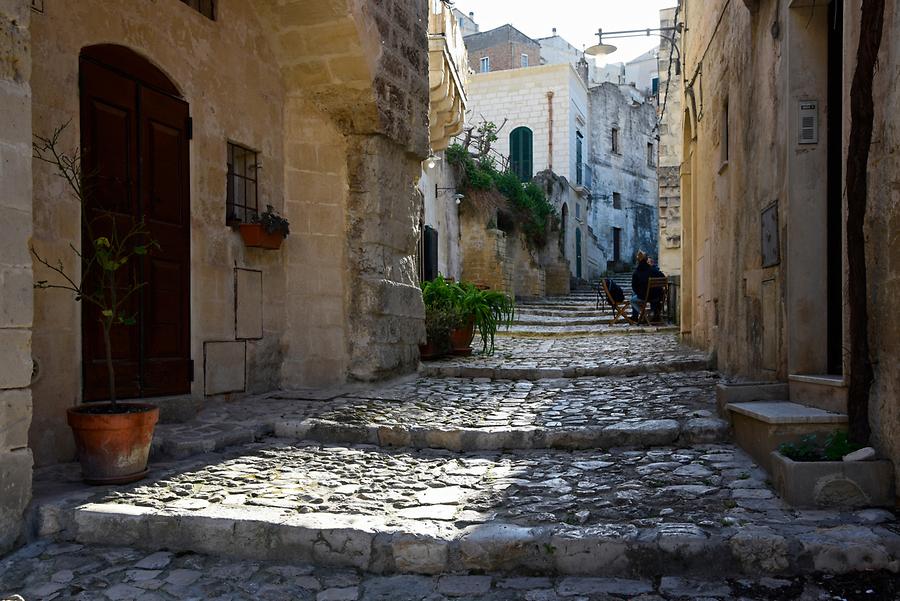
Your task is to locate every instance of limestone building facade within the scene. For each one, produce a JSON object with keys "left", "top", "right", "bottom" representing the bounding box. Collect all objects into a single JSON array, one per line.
[
  {"left": 656, "top": 6, "right": 683, "bottom": 277},
  {"left": 678, "top": 0, "right": 900, "bottom": 485},
  {"left": 0, "top": 0, "right": 436, "bottom": 552}
]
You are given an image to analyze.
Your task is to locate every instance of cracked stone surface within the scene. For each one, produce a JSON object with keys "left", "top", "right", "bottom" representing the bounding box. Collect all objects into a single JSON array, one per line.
[
  {"left": 421, "top": 333, "right": 709, "bottom": 378},
  {"left": 3, "top": 543, "right": 899, "bottom": 601},
  {"left": 31, "top": 439, "right": 900, "bottom": 577}
]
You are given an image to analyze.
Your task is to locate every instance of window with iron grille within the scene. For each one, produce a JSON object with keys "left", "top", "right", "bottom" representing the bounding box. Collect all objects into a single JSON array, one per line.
[
  {"left": 226, "top": 142, "right": 259, "bottom": 225},
  {"left": 180, "top": 0, "right": 215, "bottom": 20}
]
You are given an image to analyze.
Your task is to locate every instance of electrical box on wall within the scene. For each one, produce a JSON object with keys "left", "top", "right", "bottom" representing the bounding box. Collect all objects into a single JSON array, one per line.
[{"left": 798, "top": 100, "right": 819, "bottom": 145}]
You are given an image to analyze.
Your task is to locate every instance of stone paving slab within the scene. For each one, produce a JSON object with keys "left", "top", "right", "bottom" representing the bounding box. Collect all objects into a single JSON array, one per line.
[
  {"left": 276, "top": 372, "right": 730, "bottom": 450},
  {"left": 422, "top": 334, "right": 710, "bottom": 379},
  {"left": 32, "top": 440, "right": 900, "bottom": 579},
  {"left": 5, "top": 543, "right": 899, "bottom": 601}
]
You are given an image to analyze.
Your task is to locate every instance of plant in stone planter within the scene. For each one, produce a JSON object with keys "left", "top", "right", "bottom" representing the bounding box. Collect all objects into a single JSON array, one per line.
[
  {"left": 239, "top": 204, "right": 290, "bottom": 250},
  {"left": 31, "top": 124, "right": 160, "bottom": 484},
  {"left": 772, "top": 430, "right": 893, "bottom": 508}
]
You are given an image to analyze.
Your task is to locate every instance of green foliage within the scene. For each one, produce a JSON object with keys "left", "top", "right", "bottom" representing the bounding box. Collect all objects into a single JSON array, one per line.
[
  {"left": 778, "top": 430, "right": 863, "bottom": 462},
  {"left": 446, "top": 142, "right": 556, "bottom": 249},
  {"left": 420, "top": 276, "right": 515, "bottom": 355},
  {"left": 32, "top": 124, "right": 159, "bottom": 406},
  {"left": 252, "top": 204, "right": 290, "bottom": 237}
]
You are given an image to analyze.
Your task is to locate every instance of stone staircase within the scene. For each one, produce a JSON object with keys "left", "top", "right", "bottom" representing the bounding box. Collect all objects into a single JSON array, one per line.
[
  {"left": 15, "top": 334, "right": 900, "bottom": 599},
  {"left": 508, "top": 276, "right": 673, "bottom": 337}
]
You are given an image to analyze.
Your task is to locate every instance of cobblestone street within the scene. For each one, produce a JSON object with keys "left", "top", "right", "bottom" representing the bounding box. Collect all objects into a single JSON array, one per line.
[{"left": 6, "top": 302, "right": 899, "bottom": 600}]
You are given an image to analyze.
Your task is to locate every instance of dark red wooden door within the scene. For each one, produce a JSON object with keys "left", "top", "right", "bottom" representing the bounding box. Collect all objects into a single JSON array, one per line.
[{"left": 79, "top": 49, "right": 191, "bottom": 401}]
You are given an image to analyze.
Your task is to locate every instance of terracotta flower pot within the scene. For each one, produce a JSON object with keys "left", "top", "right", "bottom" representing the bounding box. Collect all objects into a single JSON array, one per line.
[
  {"left": 419, "top": 341, "right": 445, "bottom": 360},
  {"left": 67, "top": 403, "right": 159, "bottom": 485},
  {"left": 450, "top": 321, "right": 475, "bottom": 356},
  {"left": 239, "top": 223, "right": 284, "bottom": 250}
]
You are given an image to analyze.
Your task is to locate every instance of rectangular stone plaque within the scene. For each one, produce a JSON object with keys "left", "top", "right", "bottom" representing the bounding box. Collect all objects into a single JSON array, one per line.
[{"left": 761, "top": 201, "right": 780, "bottom": 268}]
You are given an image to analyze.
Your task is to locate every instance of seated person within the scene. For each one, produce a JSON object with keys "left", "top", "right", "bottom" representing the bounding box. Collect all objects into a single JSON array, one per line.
[{"left": 630, "top": 251, "right": 666, "bottom": 321}]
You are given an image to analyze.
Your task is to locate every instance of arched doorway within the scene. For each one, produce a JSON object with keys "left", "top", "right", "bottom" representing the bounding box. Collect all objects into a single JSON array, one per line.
[{"left": 79, "top": 45, "right": 191, "bottom": 401}]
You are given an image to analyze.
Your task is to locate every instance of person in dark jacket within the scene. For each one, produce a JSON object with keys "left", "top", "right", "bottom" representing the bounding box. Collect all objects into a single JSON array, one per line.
[{"left": 630, "top": 251, "right": 665, "bottom": 321}]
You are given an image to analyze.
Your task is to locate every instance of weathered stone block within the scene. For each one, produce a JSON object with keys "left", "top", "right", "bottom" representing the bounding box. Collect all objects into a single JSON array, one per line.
[
  {"left": 770, "top": 451, "right": 895, "bottom": 508},
  {"left": 0, "top": 447, "right": 32, "bottom": 554},
  {"left": 0, "top": 388, "right": 31, "bottom": 450},
  {"left": 0, "top": 329, "right": 31, "bottom": 389}
]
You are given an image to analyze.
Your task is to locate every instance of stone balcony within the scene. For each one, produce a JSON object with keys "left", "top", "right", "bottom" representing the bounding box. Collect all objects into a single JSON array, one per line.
[{"left": 428, "top": 0, "right": 468, "bottom": 151}]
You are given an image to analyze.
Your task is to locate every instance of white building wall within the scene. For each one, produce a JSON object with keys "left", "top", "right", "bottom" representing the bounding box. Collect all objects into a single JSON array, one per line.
[
  {"left": 587, "top": 82, "right": 659, "bottom": 273},
  {"left": 420, "top": 155, "right": 462, "bottom": 280}
]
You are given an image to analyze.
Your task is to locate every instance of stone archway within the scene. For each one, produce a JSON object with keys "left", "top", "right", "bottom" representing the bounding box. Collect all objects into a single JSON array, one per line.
[{"left": 251, "top": 0, "right": 431, "bottom": 385}]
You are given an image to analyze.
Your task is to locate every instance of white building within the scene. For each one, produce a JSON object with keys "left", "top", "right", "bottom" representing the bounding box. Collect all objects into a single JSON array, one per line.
[{"left": 465, "top": 63, "right": 593, "bottom": 280}]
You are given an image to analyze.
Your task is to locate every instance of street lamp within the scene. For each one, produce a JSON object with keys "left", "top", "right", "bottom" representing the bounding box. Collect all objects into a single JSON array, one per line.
[{"left": 585, "top": 25, "right": 682, "bottom": 61}]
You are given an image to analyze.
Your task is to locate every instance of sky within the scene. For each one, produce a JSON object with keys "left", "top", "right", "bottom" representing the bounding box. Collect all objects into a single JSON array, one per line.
[{"left": 451, "top": 0, "right": 676, "bottom": 65}]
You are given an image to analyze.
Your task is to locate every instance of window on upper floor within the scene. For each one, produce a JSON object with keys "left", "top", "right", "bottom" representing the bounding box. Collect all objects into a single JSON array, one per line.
[
  {"left": 226, "top": 142, "right": 259, "bottom": 224},
  {"left": 480, "top": 56, "right": 491, "bottom": 73},
  {"left": 180, "top": 0, "right": 215, "bottom": 19},
  {"left": 576, "top": 203, "right": 581, "bottom": 219},
  {"left": 576, "top": 131, "right": 584, "bottom": 185},
  {"left": 611, "top": 127, "right": 620, "bottom": 154},
  {"left": 647, "top": 142, "right": 655, "bottom": 167},
  {"left": 652, "top": 76, "right": 660, "bottom": 97},
  {"left": 613, "top": 192, "right": 622, "bottom": 209},
  {"left": 509, "top": 126, "right": 534, "bottom": 182},
  {"left": 521, "top": 54, "right": 529, "bottom": 68}
]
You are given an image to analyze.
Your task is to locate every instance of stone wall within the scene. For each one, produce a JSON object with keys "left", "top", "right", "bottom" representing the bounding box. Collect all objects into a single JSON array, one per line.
[
  {"left": 847, "top": 0, "right": 900, "bottom": 490},
  {"left": 459, "top": 189, "right": 567, "bottom": 299},
  {"left": 657, "top": 6, "right": 683, "bottom": 277},
  {"left": 0, "top": 0, "right": 34, "bottom": 554}
]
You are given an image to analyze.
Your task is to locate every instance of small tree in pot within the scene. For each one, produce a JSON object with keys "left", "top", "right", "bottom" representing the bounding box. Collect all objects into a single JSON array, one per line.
[{"left": 32, "top": 124, "right": 160, "bottom": 484}]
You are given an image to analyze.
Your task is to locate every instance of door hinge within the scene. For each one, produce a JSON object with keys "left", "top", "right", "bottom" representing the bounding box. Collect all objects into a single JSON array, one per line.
[
  {"left": 189, "top": 359, "right": 195, "bottom": 382},
  {"left": 186, "top": 117, "right": 193, "bottom": 140}
]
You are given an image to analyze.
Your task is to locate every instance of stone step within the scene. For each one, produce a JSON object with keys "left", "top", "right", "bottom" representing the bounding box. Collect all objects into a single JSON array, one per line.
[
  {"left": 789, "top": 374, "right": 848, "bottom": 414},
  {"left": 8, "top": 543, "right": 898, "bottom": 601},
  {"left": 501, "top": 324, "right": 677, "bottom": 337},
  {"left": 511, "top": 315, "right": 614, "bottom": 327},
  {"left": 516, "top": 308, "right": 611, "bottom": 318},
  {"left": 32, "top": 440, "right": 900, "bottom": 580},
  {"left": 715, "top": 381, "right": 791, "bottom": 417},
  {"left": 725, "top": 401, "right": 849, "bottom": 472},
  {"left": 421, "top": 357, "right": 711, "bottom": 380}
]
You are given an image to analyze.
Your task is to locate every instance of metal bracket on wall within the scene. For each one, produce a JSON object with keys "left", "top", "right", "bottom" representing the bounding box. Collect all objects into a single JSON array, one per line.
[{"left": 31, "top": 0, "right": 44, "bottom": 14}]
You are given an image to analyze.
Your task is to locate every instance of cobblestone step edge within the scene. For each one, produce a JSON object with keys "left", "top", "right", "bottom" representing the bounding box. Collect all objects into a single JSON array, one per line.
[
  {"left": 272, "top": 417, "right": 731, "bottom": 452},
  {"left": 33, "top": 501, "right": 900, "bottom": 580},
  {"left": 419, "top": 358, "right": 711, "bottom": 380}
]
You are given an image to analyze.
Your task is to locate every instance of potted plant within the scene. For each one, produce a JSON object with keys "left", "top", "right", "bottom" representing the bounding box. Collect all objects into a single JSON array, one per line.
[
  {"left": 239, "top": 204, "right": 290, "bottom": 249},
  {"left": 420, "top": 276, "right": 459, "bottom": 359},
  {"left": 455, "top": 282, "right": 515, "bottom": 355},
  {"left": 31, "top": 125, "right": 160, "bottom": 485},
  {"left": 771, "top": 431, "right": 895, "bottom": 508}
]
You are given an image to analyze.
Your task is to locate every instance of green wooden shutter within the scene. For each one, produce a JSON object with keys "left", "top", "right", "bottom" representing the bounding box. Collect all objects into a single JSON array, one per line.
[{"left": 510, "top": 127, "right": 533, "bottom": 182}]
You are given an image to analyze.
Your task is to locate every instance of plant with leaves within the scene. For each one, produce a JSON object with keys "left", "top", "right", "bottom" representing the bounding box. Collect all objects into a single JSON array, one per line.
[
  {"left": 31, "top": 124, "right": 158, "bottom": 407},
  {"left": 455, "top": 282, "right": 515, "bottom": 355},
  {"left": 252, "top": 204, "right": 290, "bottom": 238}
]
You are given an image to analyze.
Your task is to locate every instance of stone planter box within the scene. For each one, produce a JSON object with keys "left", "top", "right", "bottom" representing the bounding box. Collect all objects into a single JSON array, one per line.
[{"left": 770, "top": 451, "right": 895, "bottom": 508}]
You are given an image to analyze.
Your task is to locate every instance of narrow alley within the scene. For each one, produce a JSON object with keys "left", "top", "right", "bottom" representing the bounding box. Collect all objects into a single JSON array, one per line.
[{"left": 3, "top": 292, "right": 898, "bottom": 600}]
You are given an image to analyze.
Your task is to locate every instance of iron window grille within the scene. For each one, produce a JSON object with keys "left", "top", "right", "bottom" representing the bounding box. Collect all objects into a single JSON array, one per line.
[
  {"left": 226, "top": 142, "right": 259, "bottom": 225},
  {"left": 180, "top": 0, "right": 216, "bottom": 20}
]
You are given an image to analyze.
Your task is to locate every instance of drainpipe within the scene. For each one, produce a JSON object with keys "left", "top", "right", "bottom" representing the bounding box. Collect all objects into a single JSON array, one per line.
[{"left": 547, "top": 91, "right": 554, "bottom": 171}]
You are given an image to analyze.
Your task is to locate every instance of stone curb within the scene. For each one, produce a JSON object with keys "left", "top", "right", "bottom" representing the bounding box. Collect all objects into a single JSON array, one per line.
[
  {"left": 273, "top": 417, "right": 731, "bottom": 451},
  {"left": 420, "top": 359, "right": 711, "bottom": 380},
  {"left": 36, "top": 503, "right": 900, "bottom": 579}
]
